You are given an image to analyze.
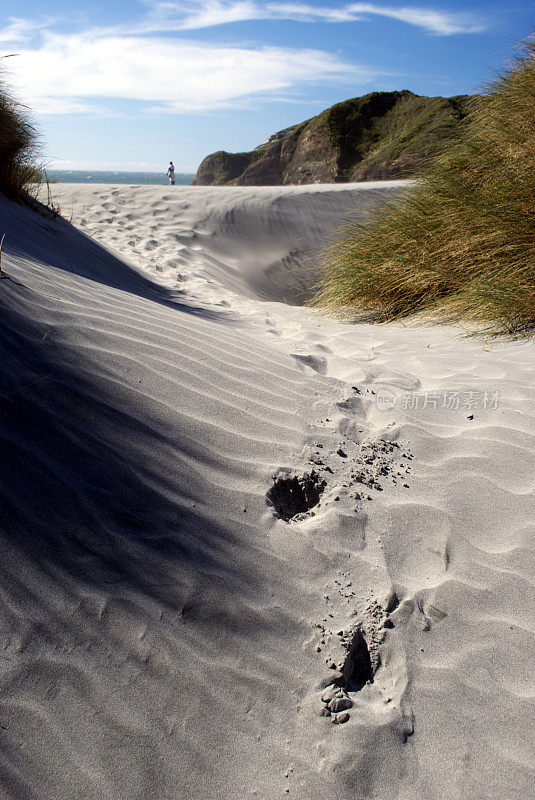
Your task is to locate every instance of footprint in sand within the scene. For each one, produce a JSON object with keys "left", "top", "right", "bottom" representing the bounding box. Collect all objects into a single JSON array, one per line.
[
  {"left": 314, "top": 596, "right": 411, "bottom": 728},
  {"left": 266, "top": 469, "right": 326, "bottom": 521},
  {"left": 290, "top": 354, "right": 328, "bottom": 375},
  {"left": 162, "top": 258, "right": 184, "bottom": 270}
]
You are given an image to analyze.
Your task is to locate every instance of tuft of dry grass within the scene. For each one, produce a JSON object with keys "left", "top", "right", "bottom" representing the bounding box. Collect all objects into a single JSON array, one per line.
[
  {"left": 0, "top": 57, "right": 40, "bottom": 201},
  {"left": 313, "top": 36, "right": 535, "bottom": 337}
]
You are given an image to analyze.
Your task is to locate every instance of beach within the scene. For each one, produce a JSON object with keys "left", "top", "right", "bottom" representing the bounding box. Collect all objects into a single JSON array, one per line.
[{"left": 0, "top": 181, "right": 533, "bottom": 800}]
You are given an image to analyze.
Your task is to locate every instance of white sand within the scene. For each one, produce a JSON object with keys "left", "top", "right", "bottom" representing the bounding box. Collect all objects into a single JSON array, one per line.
[{"left": 0, "top": 182, "right": 533, "bottom": 800}]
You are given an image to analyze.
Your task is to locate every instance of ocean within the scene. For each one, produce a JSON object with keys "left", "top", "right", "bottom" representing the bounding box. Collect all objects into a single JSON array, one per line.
[{"left": 47, "top": 170, "right": 195, "bottom": 185}]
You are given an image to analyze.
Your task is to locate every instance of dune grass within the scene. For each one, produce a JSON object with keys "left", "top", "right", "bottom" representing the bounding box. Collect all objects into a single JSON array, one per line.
[
  {"left": 0, "top": 58, "right": 40, "bottom": 201},
  {"left": 313, "top": 38, "right": 535, "bottom": 337}
]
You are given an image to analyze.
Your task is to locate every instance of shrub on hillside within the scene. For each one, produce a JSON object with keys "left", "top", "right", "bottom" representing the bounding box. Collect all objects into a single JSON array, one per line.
[{"left": 314, "top": 37, "right": 535, "bottom": 337}]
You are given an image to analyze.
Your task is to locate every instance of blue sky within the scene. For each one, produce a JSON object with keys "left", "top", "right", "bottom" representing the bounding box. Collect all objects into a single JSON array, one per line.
[{"left": 1, "top": 1, "right": 533, "bottom": 172}]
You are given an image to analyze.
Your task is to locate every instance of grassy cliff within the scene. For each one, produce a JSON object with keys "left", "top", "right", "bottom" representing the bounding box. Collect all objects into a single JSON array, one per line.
[
  {"left": 313, "top": 40, "right": 535, "bottom": 337},
  {"left": 192, "top": 90, "right": 476, "bottom": 186},
  {"left": 312, "top": 91, "right": 475, "bottom": 180}
]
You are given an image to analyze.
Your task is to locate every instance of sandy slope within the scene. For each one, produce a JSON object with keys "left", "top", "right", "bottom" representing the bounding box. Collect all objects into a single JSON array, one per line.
[{"left": 0, "top": 183, "right": 533, "bottom": 800}]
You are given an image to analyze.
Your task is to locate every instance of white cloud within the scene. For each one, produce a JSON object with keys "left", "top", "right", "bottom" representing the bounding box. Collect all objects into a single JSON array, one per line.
[
  {"left": 142, "top": 0, "right": 486, "bottom": 35},
  {"left": 267, "top": 4, "right": 360, "bottom": 23},
  {"left": 7, "top": 32, "right": 366, "bottom": 115},
  {"left": 347, "top": 4, "right": 486, "bottom": 35},
  {"left": 162, "top": 1, "right": 261, "bottom": 29},
  {"left": 0, "top": 16, "right": 57, "bottom": 45}
]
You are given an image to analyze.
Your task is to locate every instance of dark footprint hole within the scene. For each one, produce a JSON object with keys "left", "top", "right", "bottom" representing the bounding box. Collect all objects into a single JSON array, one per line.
[
  {"left": 267, "top": 470, "right": 326, "bottom": 522},
  {"left": 384, "top": 590, "right": 400, "bottom": 613},
  {"left": 342, "top": 626, "right": 375, "bottom": 692}
]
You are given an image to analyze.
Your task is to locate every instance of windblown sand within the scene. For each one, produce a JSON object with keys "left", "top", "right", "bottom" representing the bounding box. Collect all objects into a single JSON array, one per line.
[{"left": 0, "top": 182, "right": 533, "bottom": 800}]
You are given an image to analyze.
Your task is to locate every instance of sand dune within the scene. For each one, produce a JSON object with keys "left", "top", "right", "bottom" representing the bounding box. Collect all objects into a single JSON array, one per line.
[
  {"left": 0, "top": 183, "right": 533, "bottom": 800},
  {"left": 55, "top": 181, "right": 408, "bottom": 305}
]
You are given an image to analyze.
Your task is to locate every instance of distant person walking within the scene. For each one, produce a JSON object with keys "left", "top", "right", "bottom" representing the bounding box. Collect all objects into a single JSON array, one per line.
[{"left": 167, "top": 162, "right": 175, "bottom": 185}]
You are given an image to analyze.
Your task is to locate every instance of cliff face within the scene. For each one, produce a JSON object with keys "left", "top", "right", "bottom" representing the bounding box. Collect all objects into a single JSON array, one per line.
[{"left": 192, "top": 90, "right": 477, "bottom": 186}]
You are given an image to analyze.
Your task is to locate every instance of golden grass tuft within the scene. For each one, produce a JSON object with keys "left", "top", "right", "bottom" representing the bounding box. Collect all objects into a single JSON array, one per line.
[
  {"left": 313, "top": 36, "right": 535, "bottom": 337},
  {"left": 0, "top": 57, "right": 40, "bottom": 201}
]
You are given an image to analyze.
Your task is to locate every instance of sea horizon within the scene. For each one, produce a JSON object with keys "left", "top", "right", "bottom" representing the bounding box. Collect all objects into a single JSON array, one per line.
[{"left": 46, "top": 169, "right": 195, "bottom": 185}]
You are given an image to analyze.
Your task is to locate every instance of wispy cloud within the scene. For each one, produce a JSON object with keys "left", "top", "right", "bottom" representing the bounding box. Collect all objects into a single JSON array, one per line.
[
  {"left": 7, "top": 32, "right": 367, "bottom": 115},
  {"left": 349, "top": 4, "right": 486, "bottom": 35},
  {"left": 142, "top": 1, "right": 487, "bottom": 35},
  {"left": 0, "top": 16, "right": 53, "bottom": 44}
]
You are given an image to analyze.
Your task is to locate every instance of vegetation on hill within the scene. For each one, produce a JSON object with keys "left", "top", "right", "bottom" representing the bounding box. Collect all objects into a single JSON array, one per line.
[
  {"left": 312, "top": 91, "right": 475, "bottom": 181},
  {"left": 192, "top": 90, "right": 477, "bottom": 186},
  {"left": 0, "top": 61, "right": 39, "bottom": 200},
  {"left": 314, "top": 38, "right": 535, "bottom": 337}
]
